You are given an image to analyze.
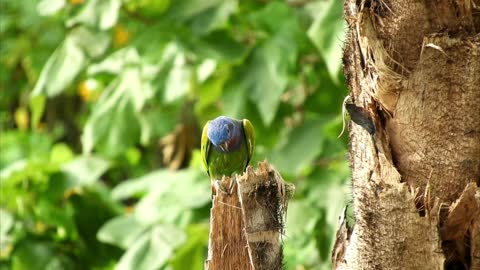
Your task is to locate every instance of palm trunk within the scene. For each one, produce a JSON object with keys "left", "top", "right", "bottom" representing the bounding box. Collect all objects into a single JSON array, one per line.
[{"left": 333, "top": 0, "right": 480, "bottom": 269}]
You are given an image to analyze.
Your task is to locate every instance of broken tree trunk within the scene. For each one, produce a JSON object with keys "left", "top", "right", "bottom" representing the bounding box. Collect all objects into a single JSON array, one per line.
[
  {"left": 333, "top": 0, "right": 480, "bottom": 269},
  {"left": 205, "top": 161, "right": 294, "bottom": 270}
]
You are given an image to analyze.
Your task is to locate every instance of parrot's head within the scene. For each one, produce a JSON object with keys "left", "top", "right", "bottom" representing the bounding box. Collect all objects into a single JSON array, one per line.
[{"left": 207, "top": 116, "right": 241, "bottom": 152}]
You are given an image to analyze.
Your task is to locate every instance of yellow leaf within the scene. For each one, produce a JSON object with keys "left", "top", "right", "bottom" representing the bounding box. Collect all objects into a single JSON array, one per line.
[
  {"left": 114, "top": 25, "right": 130, "bottom": 47},
  {"left": 78, "top": 79, "right": 100, "bottom": 102},
  {"left": 125, "top": 206, "right": 135, "bottom": 214},
  {"left": 35, "top": 222, "right": 47, "bottom": 234},
  {"left": 70, "top": 0, "right": 85, "bottom": 5},
  {"left": 63, "top": 187, "right": 83, "bottom": 199},
  {"left": 0, "top": 244, "right": 13, "bottom": 259},
  {"left": 14, "top": 107, "right": 29, "bottom": 130}
]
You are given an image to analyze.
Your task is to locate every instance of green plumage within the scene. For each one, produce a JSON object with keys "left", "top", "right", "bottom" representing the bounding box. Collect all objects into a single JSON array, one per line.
[
  {"left": 201, "top": 118, "right": 255, "bottom": 182},
  {"left": 205, "top": 139, "right": 249, "bottom": 179}
]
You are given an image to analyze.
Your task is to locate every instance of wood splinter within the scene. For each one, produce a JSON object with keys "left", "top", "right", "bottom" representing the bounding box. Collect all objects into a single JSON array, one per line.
[{"left": 205, "top": 161, "right": 295, "bottom": 270}]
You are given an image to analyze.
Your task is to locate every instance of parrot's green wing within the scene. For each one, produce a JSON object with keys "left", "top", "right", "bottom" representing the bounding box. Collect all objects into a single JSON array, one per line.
[
  {"left": 201, "top": 121, "right": 211, "bottom": 176},
  {"left": 242, "top": 119, "right": 255, "bottom": 166}
]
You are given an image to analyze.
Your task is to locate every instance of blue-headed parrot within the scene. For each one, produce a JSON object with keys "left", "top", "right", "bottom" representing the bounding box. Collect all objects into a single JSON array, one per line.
[{"left": 201, "top": 116, "right": 255, "bottom": 193}]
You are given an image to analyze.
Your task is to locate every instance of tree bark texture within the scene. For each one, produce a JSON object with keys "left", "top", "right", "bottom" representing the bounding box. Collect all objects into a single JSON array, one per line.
[
  {"left": 334, "top": 0, "right": 480, "bottom": 269},
  {"left": 205, "top": 162, "right": 294, "bottom": 270}
]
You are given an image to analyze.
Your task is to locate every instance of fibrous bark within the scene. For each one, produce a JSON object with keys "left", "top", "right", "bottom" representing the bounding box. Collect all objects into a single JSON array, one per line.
[
  {"left": 205, "top": 162, "right": 294, "bottom": 270},
  {"left": 334, "top": 0, "right": 480, "bottom": 269}
]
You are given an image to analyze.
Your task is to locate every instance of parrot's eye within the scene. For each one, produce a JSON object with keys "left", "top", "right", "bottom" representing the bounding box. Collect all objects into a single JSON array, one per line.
[{"left": 226, "top": 124, "right": 234, "bottom": 137}]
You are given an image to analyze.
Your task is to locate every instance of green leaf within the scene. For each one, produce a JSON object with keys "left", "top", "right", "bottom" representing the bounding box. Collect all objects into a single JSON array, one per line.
[
  {"left": 83, "top": 102, "right": 138, "bottom": 157},
  {"left": 315, "top": 214, "right": 336, "bottom": 262},
  {"left": 0, "top": 209, "right": 14, "bottom": 238},
  {"left": 31, "top": 36, "right": 86, "bottom": 97},
  {"left": 187, "top": 0, "right": 238, "bottom": 35},
  {"left": 147, "top": 42, "right": 194, "bottom": 104},
  {"left": 237, "top": 2, "right": 302, "bottom": 125},
  {"left": 61, "top": 155, "right": 110, "bottom": 186},
  {"left": 307, "top": 0, "right": 346, "bottom": 83},
  {"left": 67, "top": 0, "right": 121, "bottom": 30},
  {"left": 111, "top": 169, "right": 210, "bottom": 225},
  {"left": 165, "top": 0, "right": 224, "bottom": 22},
  {"left": 221, "top": 74, "right": 249, "bottom": 119},
  {"left": 163, "top": 47, "right": 192, "bottom": 103},
  {"left": 111, "top": 170, "right": 171, "bottom": 200},
  {"left": 306, "top": 165, "right": 350, "bottom": 222},
  {"left": 82, "top": 64, "right": 154, "bottom": 156},
  {"left": 196, "top": 59, "right": 216, "bottom": 83},
  {"left": 29, "top": 94, "right": 46, "bottom": 129},
  {"left": 12, "top": 242, "right": 52, "bottom": 269},
  {"left": 97, "top": 215, "right": 148, "bottom": 249},
  {"left": 301, "top": 165, "right": 349, "bottom": 265},
  {"left": 125, "top": 0, "right": 171, "bottom": 17},
  {"left": 142, "top": 106, "right": 179, "bottom": 142},
  {"left": 0, "top": 131, "right": 53, "bottom": 169},
  {"left": 115, "top": 225, "right": 186, "bottom": 270},
  {"left": 269, "top": 119, "right": 324, "bottom": 176},
  {"left": 37, "top": 0, "right": 65, "bottom": 16},
  {"left": 68, "top": 185, "right": 123, "bottom": 266},
  {"left": 247, "top": 39, "right": 289, "bottom": 125},
  {"left": 11, "top": 241, "right": 60, "bottom": 270},
  {"left": 49, "top": 143, "right": 74, "bottom": 165},
  {"left": 195, "top": 64, "right": 230, "bottom": 121},
  {"left": 170, "top": 223, "right": 209, "bottom": 270},
  {"left": 68, "top": 27, "right": 111, "bottom": 58},
  {"left": 133, "top": 169, "right": 210, "bottom": 225},
  {"left": 34, "top": 199, "right": 76, "bottom": 239},
  {"left": 0, "top": 160, "right": 27, "bottom": 180},
  {"left": 88, "top": 48, "right": 142, "bottom": 75},
  {"left": 283, "top": 200, "right": 322, "bottom": 269},
  {"left": 191, "top": 31, "right": 248, "bottom": 62},
  {"left": 32, "top": 27, "right": 109, "bottom": 97},
  {"left": 125, "top": 147, "right": 142, "bottom": 166}
]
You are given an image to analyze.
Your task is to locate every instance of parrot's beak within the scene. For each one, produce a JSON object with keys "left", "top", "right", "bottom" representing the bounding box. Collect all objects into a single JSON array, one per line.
[{"left": 220, "top": 141, "right": 229, "bottom": 152}]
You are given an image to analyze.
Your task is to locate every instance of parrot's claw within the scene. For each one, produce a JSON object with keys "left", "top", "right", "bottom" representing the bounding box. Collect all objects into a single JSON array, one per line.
[
  {"left": 216, "top": 180, "right": 230, "bottom": 195},
  {"left": 228, "top": 176, "right": 236, "bottom": 194},
  {"left": 213, "top": 178, "right": 236, "bottom": 195}
]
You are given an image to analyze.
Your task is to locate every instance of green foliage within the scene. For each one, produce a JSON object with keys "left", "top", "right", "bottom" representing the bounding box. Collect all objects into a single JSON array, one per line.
[{"left": 0, "top": 0, "right": 349, "bottom": 269}]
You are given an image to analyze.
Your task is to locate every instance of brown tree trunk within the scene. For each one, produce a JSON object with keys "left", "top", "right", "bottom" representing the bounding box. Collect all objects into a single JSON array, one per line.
[
  {"left": 205, "top": 162, "right": 294, "bottom": 270},
  {"left": 333, "top": 0, "right": 480, "bottom": 269}
]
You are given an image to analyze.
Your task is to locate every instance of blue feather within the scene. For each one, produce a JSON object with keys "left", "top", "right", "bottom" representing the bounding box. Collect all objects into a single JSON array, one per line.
[{"left": 207, "top": 116, "right": 243, "bottom": 152}]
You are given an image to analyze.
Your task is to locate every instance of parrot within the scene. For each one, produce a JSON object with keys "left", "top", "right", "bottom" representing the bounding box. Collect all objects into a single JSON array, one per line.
[{"left": 201, "top": 116, "right": 255, "bottom": 193}]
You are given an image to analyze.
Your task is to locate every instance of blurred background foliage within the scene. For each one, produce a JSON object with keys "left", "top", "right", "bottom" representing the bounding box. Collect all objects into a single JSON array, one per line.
[{"left": 0, "top": 0, "right": 349, "bottom": 269}]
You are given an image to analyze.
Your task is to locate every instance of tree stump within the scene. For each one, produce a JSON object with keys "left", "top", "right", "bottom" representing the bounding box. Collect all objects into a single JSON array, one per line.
[{"left": 205, "top": 161, "right": 294, "bottom": 270}]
